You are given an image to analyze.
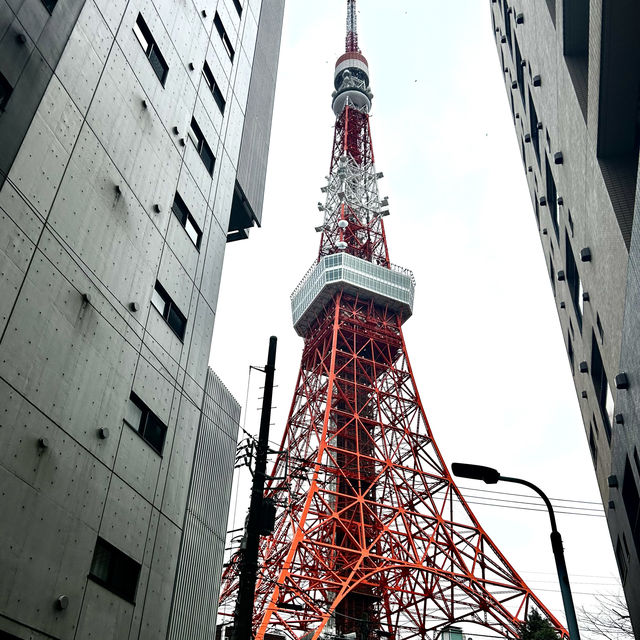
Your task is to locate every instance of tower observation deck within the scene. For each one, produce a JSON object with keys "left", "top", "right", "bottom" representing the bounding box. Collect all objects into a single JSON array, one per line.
[{"left": 219, "top": 3, "right": 568, "bottom": 640}]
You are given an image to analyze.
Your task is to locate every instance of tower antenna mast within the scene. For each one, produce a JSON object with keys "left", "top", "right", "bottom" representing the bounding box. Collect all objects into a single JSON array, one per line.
[{"left": 346, "top": 0, "right": 359, "bottom": 52}]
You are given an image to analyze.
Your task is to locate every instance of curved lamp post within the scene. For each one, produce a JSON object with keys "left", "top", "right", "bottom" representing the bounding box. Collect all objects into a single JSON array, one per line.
[{"left": 451, "top": 463, "right": 581, "bottom": 640}]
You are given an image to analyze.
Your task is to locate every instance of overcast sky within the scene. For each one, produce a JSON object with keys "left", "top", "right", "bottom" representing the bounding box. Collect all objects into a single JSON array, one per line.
[{"left": 211, "top": 1, "right": 622, "bottom": 632}]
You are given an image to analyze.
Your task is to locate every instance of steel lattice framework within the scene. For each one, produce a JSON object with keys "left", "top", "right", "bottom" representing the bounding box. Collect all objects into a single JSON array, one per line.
[{"left": 219, "top": 3, "right": 568, "bottom": 640}]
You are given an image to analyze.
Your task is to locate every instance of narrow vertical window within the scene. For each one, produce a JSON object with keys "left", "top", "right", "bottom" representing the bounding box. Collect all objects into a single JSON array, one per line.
[
  {"left": 172, "top": 192, "right": 203, "bottom": 249},
  {"left": 546, "top": 155, "right": 558, "bottom": 237},
  {"left": 203, "top": 62, "right": 226, "bottom": 114},
  {"left": 529, "top": 94, "right": 540, "bottom": 167},
  {"left": 565, "top": 232, "right": 582, "bottom": 330},
  {"left": 567, "top": 332, "right": 574, "bottom": 374},
  {"left": 152, "top": 281, "right": 187, "bottom": 341},
  {"left": 133, "top": 14, "right": 169, "bottom": 85},
  {"left": 125, "top": 392, "right": 168, "bottom": 454},
  {"left": 591, "top": 332, "right": 613, "bottom": 439},
  {"left": 515, "top": 37, "right": 524, "bottom": 104},
  {"left": 189, "top": 118, "right": 216, "bottom": 176},
  {"left": 0, "top": 72, "right": 13, "bottom": 111},
  {"left": 232, "top": 0, "right": 243, "bottom": 17},
  {"left": 214, "top": 12, "right": 235, "bottom": 61},
  {"left": 622, "top": 458, "right": 640, "bottom": 557},
  {"left": 588, "top": 423, "right": 597, "bottom": 468}
]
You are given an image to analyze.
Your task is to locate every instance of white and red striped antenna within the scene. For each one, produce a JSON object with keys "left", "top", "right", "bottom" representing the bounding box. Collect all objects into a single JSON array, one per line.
[{"left": 345, "top": 0, "right": 359, "bottom": 52}]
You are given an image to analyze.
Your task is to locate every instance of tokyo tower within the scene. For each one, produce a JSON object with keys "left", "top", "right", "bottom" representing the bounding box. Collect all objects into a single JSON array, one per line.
[{"left": 220, "top": 3, "right": 568, "bottom": 639}]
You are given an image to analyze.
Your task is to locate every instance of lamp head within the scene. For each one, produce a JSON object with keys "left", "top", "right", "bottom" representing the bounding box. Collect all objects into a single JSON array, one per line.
[{"left": 452, "top": 463, "right": 500, "bottom": 484}]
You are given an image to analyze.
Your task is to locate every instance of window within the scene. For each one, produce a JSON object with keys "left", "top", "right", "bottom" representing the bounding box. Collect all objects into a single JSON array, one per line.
[
  {"left": 232, "top": 0, "right": 243, "bottom": 17},
  {"left": 567, "top": 332, "right": 574, "bottom": 374},
  {"left": 548, "top": 256, "right": 556, "bottom": 296},
  {"left": 133, "top": 14, "right": 169, "bottom": 85},
  {"left": 89, "top": 537, "right": 141, "bottom": 603},
  {"left": 565, "top": 233, "right": 582, "bottom": 329},
  {"left": 0, "top": 72, "right": 13, "bottom": 111},
  {"left": 40, "top": 0, "right": 57, "bottom": 12},
  {"left": 189, "top": 118, "right": 216, "bottom": 175},
  {"left": 203, "top": 62, "right": 226, "bottom": 113},
  {"left": 503, "top": 1, "right": 513, "bottom": 57},
  {"left": 529, "top": 94, "right": 540, "bottom": 167},
  {"left": 514, "top": 37, "right": 525, "bottom": 104},
  {"left": 545, "top": 155, "right": 558, "bottom": 237},
  {"left": 634, "top": 447, "right": 640, "bottom": 477},
  {"left": 545, "top": 0, "right": 556, "bottom": 26},
  {"left": 214, "top": 12, "right": 235, "bottom": 61},
  {"left": 152, "top": 280, "right": 187, "bottom": 341},
  {"left": 567, "top": 209, "right": 574, "bottom": 236},
  {"left": 615, "top": 537, "right": 628, "bottom": 584},
  {"left": 172, "top": 192, "right": 202, "bottom": 249},
  {"left": 596, "top": 313, "right": 604, "bottom": 341},
  {"left": 588, "top": 423, "right": 597, "bottom": 468},
  {"left": 125, "top": 391, "right": 168, "bottom": 454},
  {"left": 591, "top": 332, "right": 613, "bottom": 440},
  {"left": 534, "top": 197, "right": 540, "bottom": 228},
  {"left": 622, "top": 458, "right": 640, "bottom": 556}
]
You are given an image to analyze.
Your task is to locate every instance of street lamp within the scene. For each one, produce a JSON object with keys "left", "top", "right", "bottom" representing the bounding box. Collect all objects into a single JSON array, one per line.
[{"left": 451, "top": 463, "right": 581, "bottom": 640}]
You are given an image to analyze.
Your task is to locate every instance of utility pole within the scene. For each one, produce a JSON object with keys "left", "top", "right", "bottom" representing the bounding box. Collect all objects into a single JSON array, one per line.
[{"left": 231, "top": 336, "right": 277, "bottom": 640}]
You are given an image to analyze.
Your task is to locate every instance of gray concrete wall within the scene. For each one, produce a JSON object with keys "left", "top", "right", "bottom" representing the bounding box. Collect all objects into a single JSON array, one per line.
[
  {"left": 0, "top": 0, "right": 282, "bottom": 638},
  {"left": 489, "top": 0, "right": 640, "bottom": 631}
]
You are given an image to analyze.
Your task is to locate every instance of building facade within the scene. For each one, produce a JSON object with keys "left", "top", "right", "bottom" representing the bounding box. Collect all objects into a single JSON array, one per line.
[
  {"left": 0, "top": 0, "right": 283, "bottom": 638},
  {"left": 489, "top": 0, "right": 640, "bottom": 633}
]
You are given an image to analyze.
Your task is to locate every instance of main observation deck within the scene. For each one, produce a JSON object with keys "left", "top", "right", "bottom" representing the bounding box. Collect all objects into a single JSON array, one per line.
[{"left": 291, "top": 253, "right": 415, "bottom": 337}]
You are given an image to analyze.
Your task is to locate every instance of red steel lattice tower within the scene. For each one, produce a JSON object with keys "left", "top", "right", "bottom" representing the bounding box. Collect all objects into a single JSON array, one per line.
[{"left": 220, "top": 3, "right": 568, "bottom": 639}]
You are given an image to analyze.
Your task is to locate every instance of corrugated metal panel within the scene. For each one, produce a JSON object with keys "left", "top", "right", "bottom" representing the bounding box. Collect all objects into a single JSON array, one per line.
[{"left": 168, "top": 368, "right": 241, "bottom": 640}]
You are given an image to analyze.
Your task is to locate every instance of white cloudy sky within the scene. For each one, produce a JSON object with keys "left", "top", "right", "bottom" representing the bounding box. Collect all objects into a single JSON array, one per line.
[{"left": 210, "top": 0, "right": 622, "bottom": 632}]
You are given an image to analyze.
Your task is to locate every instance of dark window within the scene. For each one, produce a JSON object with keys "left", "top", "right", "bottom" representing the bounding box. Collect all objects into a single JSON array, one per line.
[
  {"left": 588, "top": 423, "right": 597, "bottom": 468},
  {"left": 189, "top": 118, "right": 216, "bottom": 176},
  {"left": 567, "top": 332, "right": 574, "bottom": 374},
  {"left": 545, "top": 0, "right": 556, "bottom": 26},
  {"left": 40, "top": 0, "right": 57, "bottom": 13},
  {"left": 548, "top": 256, "right": 556, "bottom": 296},
  {"left": 546, "top": 154, "right": 558, "bottom": 237},
  {"left": 89, "top": 537, "right": 141, "bottom": 603},
  {"left": 565, "top": 233, "right": 583, "bottom": 330},
  {"left": 634, "top": 447, "right": 640, "bottom": 477},
  {"left": 126, "top": 391, "right": 168, "bottom": 454},
  {"left": 534, "top": 197, "right": 540, "bottom": 228},
  {"left": 514, "top": 36, "right": 525, "bottom": 104},
  {"left": 214, "top": 12, "right": 235, "bottom": 62},
  {"left": 133, "top": 14, "right": 169, "bottom": 85},
  {"left": 0, "top": 72, "right": 13, "bottom": 111},
  {"left": 622, "top": 458, "right": 640, "bottom": 557},
  {"left": 503, "top": 1, "right": 513, "bottom": 57},
  {"left": 596, "top": 313, "right": 604, "bottom": 341},
  {"left": 203, "top": 62, "right": 226, "bottom": 113},
  {"left": 615, "top": 537, "right": 628, "bottom": 584},
  {"left": 171, "top": 193, "right": 202, "bottom": 249},
  {"left": 591, "top": 332, "right": 613, "bottom": 440},
  {"left": 567, "top": 209, "right": 574, "bottom": 236},
  {"left": 232, "top": 0, "right": 243, "bottom": 17},
  {"left": 529, "top": 94, "right": 540, "bottom": 166},
  {"left": 152, "top": 280, "right": 187, "bottom": 341}
]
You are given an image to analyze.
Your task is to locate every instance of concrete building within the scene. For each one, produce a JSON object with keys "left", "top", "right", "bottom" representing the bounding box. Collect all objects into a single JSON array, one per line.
[
  {"left": 489, "top": 0, "right": 640, "bottom": 633},
  {"left": 0, "top": 0, "right": 283, "bottom": 638}
]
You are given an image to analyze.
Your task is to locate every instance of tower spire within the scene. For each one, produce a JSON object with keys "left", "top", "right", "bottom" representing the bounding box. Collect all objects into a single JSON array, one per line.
[{"left": 346, "top": 0, "right": 359, "bottom": 53}]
